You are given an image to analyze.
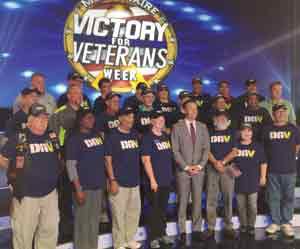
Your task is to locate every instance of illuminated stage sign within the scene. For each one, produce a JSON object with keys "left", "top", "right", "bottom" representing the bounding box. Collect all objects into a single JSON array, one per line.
[{"left": 64, "top": 0, "right": 178, "bottom": 92}]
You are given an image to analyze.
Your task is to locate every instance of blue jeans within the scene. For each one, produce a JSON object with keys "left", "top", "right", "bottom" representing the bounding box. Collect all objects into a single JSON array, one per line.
[{"left": 267, "top": 173, "right": 296, "bottom": 225}]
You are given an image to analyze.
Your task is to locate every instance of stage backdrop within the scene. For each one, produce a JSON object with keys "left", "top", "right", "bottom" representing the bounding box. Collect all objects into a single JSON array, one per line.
[{"left": 0, "top": 0, "right": 299, "bottom": 107}]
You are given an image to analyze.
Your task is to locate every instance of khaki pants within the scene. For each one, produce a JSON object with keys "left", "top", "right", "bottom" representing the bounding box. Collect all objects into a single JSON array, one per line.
[
  {"left": 11, "top": 189, "right": 59, "bottom": 249},
  {"left": 236, "top": 193, "right": 258, "bottom": 228},
  {"left": 109, "top": 186, "right": 141, "bottom": 248}
]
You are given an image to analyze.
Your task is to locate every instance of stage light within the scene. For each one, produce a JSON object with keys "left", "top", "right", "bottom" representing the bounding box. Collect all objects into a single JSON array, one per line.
[
  {"left": 1, "top": 53, "right": 10, "bottom": 58},
  {"left": 52, "top": 84, "right": 67, "bottom": 95},
  {"left": 21, "top": 70, "right": 34, "bottom": 78},
  {"left": 218, "top": 66, "right": 225, "bottom": 71},
  {"left": 198, "top": 14, "right": 212, "bottom": 22},
  {"left": 182, "top": 7, "right": 195, "bottom": 13},
  {"left": 3, "top": 1, "right": 22, "bottom": 9},
  {"left": 212, "top": 24, "right": 223, "bottom": 32},
  {"left": 163, "top": 0, "right": 175, "bottom": 6},
  {"left": 203, "top": 79, "right": 211, "bottom": 85}
]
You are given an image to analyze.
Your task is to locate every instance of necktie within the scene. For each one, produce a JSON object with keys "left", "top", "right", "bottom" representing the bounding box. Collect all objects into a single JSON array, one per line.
[{"left": 190, "top": 122, "right": 196, "bottom": 146}]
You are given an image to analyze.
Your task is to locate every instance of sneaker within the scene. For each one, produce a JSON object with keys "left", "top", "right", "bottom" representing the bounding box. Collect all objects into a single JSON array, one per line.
[
  {"left": 265, "top": 224, "right": 280, "bottom": 235},
  {"left": 281, "top": 224, "right": 294, "bottom": 237},
  {"left": 199, "top": 229, "right": 214, "bottom": 241},
  {"left": 126, "top": 241, "right": 142, "bottom": 249},
  {"left": 159, "top": 235, "right": 174, "bottom": 245},
  {"left": 150, "top": 240, "right": 160, "bottom": 249}
]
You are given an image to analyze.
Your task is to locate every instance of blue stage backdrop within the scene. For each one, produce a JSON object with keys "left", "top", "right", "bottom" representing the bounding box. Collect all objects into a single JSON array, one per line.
[{"left": 0, "top": 0, "right": 297, "bottom": 107}]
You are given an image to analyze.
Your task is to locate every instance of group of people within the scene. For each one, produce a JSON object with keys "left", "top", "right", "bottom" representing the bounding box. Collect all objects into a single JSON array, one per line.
[{"left": 0, "top": 71, "right": 300, "bottom": 249}]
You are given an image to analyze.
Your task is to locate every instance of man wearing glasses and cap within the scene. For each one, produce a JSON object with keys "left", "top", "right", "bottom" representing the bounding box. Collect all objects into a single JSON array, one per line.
[
  {"left": 262, "top": 104, "right": 300, "bottom": 237},
  {"left": 57, "top": 72, "right": 91, "bottom": 110},
  {"left": 154, "top": 83, "right": 179, "bottom": 133},
  {"left": 0, "top": 103, "right": 61, "bottom": 249},
  {"left": 124, "top": 82, "right": 148, "bottom": 113}
]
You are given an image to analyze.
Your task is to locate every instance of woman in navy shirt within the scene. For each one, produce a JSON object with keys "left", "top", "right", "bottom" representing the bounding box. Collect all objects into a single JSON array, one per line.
[
  {"left": 66, "top": 109, "right": 106, "bottom": 249},
  {"left": 228, "top": 123, "right": 267, "bottom": 235},
  {"left": 141, "top": 110, "right": 174, "bottom": 248}
]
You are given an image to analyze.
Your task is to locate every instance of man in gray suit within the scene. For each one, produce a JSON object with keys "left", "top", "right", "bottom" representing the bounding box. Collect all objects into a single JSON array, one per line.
[{"left": 171, "top": 99, "right": 210, "bottom": 243}]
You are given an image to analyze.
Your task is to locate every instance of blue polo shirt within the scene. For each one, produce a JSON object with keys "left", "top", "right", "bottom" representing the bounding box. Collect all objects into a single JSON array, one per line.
[
  {"left": 234, "top": 142, "right": 266, "bottom": 194},
  {"left": 66, "top": 131, "right": 106, "bottom": 190},
  {"left": 209, "top": 128, "right": 236, "bottom": 161},
  {"left": 262, "top": 124, "right": 300, "bottom": 174},
  {"left": 141, "top": 131, "right": 173, "bottom": 187},
  {"left": 105, "top": 129, "right": 140, "bottom": 187},
  {"left": 1, "top": 131, "right": 60, "bottom": 197}
]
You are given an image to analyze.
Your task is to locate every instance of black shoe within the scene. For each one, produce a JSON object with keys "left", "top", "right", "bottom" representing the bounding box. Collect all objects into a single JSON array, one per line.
[
  {"left": 240, "top": 226, "right": 247, "bottom": 234},
  {"left": 199, "top": 230, "right": 215, "bottom": 241},
  {"left": 223, "top": 228, "right": 236, "bottom": 239},
  {"left": 178, "top": 233, "right": 187, "bottom": 246},
  {"left": 247, "top": 227, "right": 255, "bottom": 236}
]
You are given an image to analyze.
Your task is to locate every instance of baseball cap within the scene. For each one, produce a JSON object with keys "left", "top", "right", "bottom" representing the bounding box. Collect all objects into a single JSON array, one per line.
[
  {"left": 272, "top": 104, "right": 287, "bottom": 112},
  {"left": 245, "top": 79, "right": 257, "bottom": 86},
  {"left": 67, "top": 72, "right": 84, "bottom": 81},
  {"left": 136, "top": 82, "right": 147, "bottom": 91},
  {"left": 179, "top": 91, "right": 192, "bottom": 100},
  {"left": 150, "top": 110, "right": 164, "bottom": 119},
  {"left": 240, "top": 123, "right": 253, "bottom": 130},
  {"left": 247, "top": 92, "right": 260, "bottom": 98},
  {"left": 213, "top": 94, "right": 225, "bottom": 103},
  {"left": 29, "top": 103, "right": 49, "bottom": 117},
  {"left": 192, "top": 77, "right": 202, "bottom": 85},
  {"left": 118, "top": 107, "right": 135, "bottom": 117},
  {"left": 21, "top": 88, "right": 40, "bottom": 96},
  {"left": 213, "top": 110, "right": 229, "bottom": 119},
  {"left": 106, "top": 92, "right": 121, "bottom": 101}
]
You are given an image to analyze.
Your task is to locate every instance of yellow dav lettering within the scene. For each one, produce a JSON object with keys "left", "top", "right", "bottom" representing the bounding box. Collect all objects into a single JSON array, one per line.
[
  {"left": 270, "top": 131, "right": 292, "bottom": 140},
  {"left": 211, "top": 135, "right": 231, "bottom": 143},
  {"left": 238, "top": 149, "right": 256, "bottom": 158},
  {"left": 120, "top": 140, "right": 139, "bottom": 150},
  {"left": 30, "top": 143, "right": 54, "bottom": 154}
]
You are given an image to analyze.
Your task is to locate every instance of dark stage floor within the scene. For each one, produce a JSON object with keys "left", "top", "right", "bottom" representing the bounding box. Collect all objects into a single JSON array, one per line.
[{"left": 1, "top": 228, "right": 300, "bottom": 249}]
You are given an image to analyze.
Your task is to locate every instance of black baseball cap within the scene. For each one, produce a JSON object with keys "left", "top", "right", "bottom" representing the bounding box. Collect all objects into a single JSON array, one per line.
[
  {"left": 245, "top": 79, "right": 257, "bottom": 86},
  {"left": 240, "top": 123, "right": 253, "bottom": 130},
  {"left": 118, "top": 107, "right": 134, "bottom": 117},
  {"left": 21, "top": 88, "right": 40, "bottom": 96},
  {"left": 157, "top": 84, "right": 169, "bottom": 91},
  {"left": 142, "top": 88, "right": 155, "bottom": 96},
  {"left": 179, "top": 91, "right": 192, "bottom": 100},
  {"left": 247, "top": 92, "right": 260, "bottom": 98},
  {"left": 192, "top": 77, "right": 202, "bottom": 85},
  {"left": 150, "top": 110, "right": 164, "bottom": 119},
  {"left": 272, "top": 104, "right": 288, "bottom": 113},
  {"left": 136, "top": 82, "right": 147, "bottom": 91},
  {"left": 29, "top": 103, "right": 49, "bottom": 117},
  {"left": 106, "top": 92, "right": 121, "bottom": 101},
  {"left": 67, "top": 72, "right": 84, "bottom": 81}
]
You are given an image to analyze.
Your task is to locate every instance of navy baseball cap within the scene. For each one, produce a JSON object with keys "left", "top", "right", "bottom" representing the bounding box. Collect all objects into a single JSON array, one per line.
[
  {"left": 179, "top": 91, "right": 192, "bottom": 100},
  {"left": 67, "top": 72, "right": 84, "bottom": 81},
  {"left": 29, "top": 103, "right": 49, "bottom": 117},
  {"left": 213, "top": 110, "right": 229, "bottom": 119},
  {"left": 142, "top": 88, "right": 155, "bottom": 96},
  {"left": 106, "top": 92, "right": 121, "bottom": 101},
  {"left": 21, "top": 88, "right": 40, "bottom": 96},
  {"left": 118, "top": 107, "right": 134, "bottom": 117},
  {"left": 245, "top": 79, "right": 257, "bottom": 86},
  {"left": 272, "top": 104, "right": 287, "bottom": 112},
  {"left": 192, "top": 77, "right": 202, "bottom": 85},
  {"left": 136, "top": 82, "right": 147, "bottom": 91},
  {"left": 157, "top": 84, "right": 169, "bottom": 91},
  {"left": 150, "top": 110, "right": 164, "bottom": 119},
  {"left": 240, "top": 123, "right": 253, "bottom": 130}
]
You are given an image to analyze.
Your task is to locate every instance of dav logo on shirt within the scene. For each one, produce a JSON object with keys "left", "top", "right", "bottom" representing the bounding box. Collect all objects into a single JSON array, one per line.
[
  {"left": 30, "top": 142, "right": 54, "bottom": 154},
  {"left": 84, "top": 137, "right": 103, "bottom": 148},
  {"left": 108, "top": 120, "right": 120, "bottom": 129},
  {"left": 120, "top": 140, "right": 139, "bottom": 150},
  {"left": 244, "top": 116, "right": 263, "bottom": 123},
  {"left": 269, "top": 131, "right": 292, "bottom": 140},
  {"left": 237, "top": 149, "right": 256, "bottom": 158},
  {"left": 155, "top": 140, "right": 171, "bottom": 151},
  {"left": 140, "top": 117, "right": 151, "bottom": 126},
  {"left": 161, "top": 106, "right": 174, "bottom": 113},
  {"left": 211, "top": 135, "right": 231, "bottom": 143}
]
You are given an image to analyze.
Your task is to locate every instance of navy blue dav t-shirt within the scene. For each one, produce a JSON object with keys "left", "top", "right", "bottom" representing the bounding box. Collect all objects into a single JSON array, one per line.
[
  {"left": 135, "top": 110, "right": 152, "bottom": 134},
  {"left": 209, "top": 128, "right": 236, "bottom": 161},
  {"left": 234, "top": 142, "right": 266, "bottom": 194},
  {"left": 95, "top": 112, "right": 120, "bottom": 135},
  {"left": 1, "top": 131, "right": 60, "bottom": 197},
  {"left": 66, "top": 131, "right": 106, "bottom": 190},
  {"left": 105, "top": 129, "right": 140, "bottom": 187},
  {"left": 141, "top": 132, "right": 173, "bottom": 187},
  {"left": 262, "top": 124, "right": 300, "bottom": 174}
]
